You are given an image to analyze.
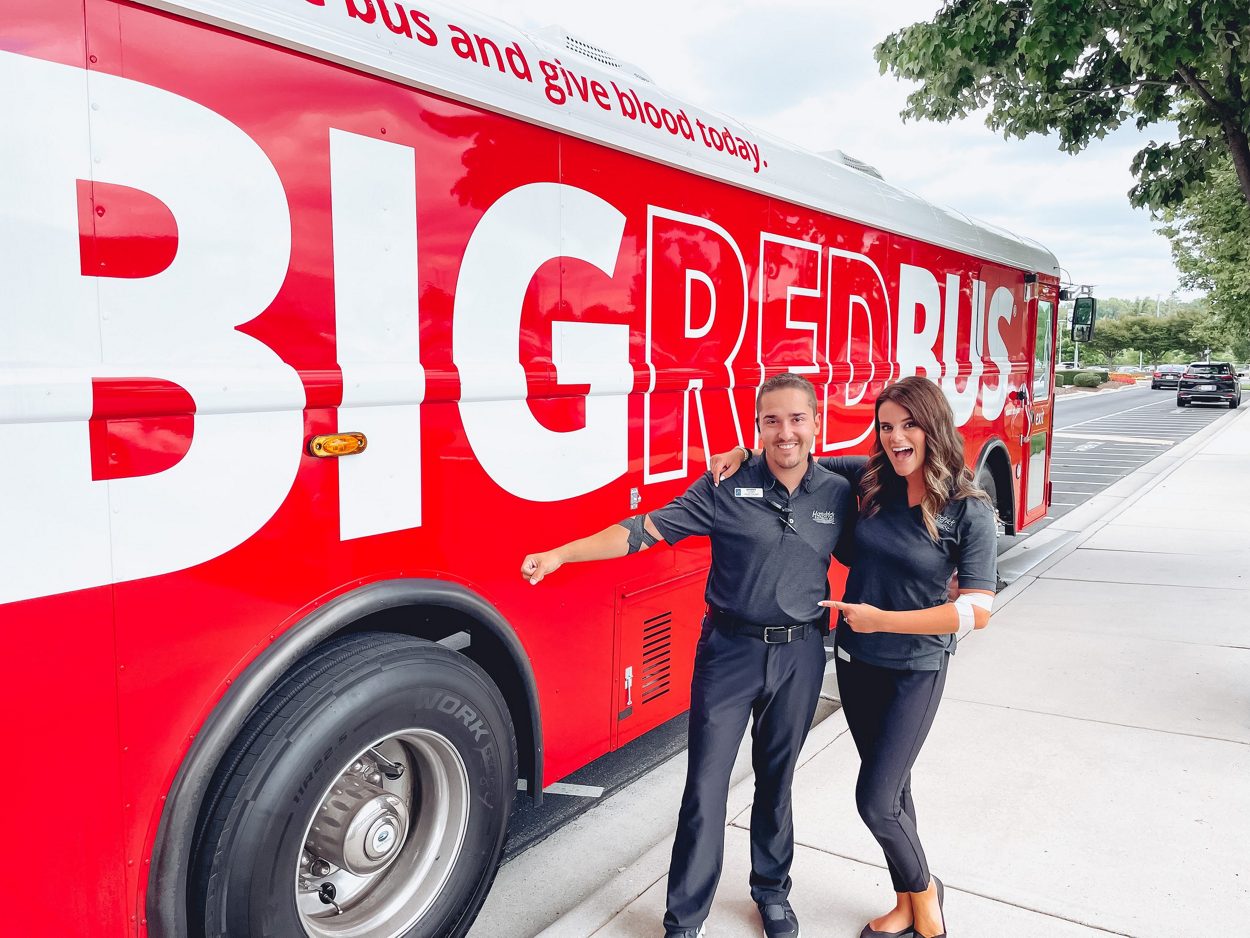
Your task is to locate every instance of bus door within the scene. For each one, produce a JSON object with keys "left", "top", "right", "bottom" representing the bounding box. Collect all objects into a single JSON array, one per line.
[{"left": 1018, "top": 296, "right": 1056, "bottom": 527}]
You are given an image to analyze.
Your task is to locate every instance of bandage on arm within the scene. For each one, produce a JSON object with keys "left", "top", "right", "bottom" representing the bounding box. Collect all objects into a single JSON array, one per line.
[
  {"left": 618, "top": 515, "right": 660, "bottom": 554},
  {"left": 954, "top": 591, "right": 994, "bottom": 640}
]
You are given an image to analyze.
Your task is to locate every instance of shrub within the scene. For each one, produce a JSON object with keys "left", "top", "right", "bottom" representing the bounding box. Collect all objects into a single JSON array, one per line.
[
  {"left": 1109, "top": 373, "right": 1136, "bottom": 383},
  {"left": 1073, "top": 372, "right": 1102, "bottom": 388},
  {"left": 1057, "top": 368, "right": 1108, "bottom": 384}
]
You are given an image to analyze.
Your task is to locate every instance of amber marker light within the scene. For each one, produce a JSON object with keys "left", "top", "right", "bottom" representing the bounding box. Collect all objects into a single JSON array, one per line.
[{"left": 308, "top": 432, "right": 368, "bottom": 457}]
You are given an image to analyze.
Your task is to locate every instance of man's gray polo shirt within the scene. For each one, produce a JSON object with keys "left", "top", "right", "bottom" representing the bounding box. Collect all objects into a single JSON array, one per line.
[{"left": 647, "top": 456, "right": 855, "bottom": 628}]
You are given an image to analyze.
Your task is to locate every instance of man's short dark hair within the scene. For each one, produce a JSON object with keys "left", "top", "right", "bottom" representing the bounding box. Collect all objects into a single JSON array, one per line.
[{"left": 756, "top": 372, "right": 817, "bottom": 415}]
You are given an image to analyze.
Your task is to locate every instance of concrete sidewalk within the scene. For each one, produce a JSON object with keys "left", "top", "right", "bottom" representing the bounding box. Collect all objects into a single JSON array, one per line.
[{"left": 541, "top": 406, "right": 1250, "bottom": 938}]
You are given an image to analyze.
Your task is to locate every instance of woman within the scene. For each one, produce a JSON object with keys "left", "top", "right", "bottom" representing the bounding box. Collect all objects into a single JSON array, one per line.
[{"left": 711, "top": 375, "right": 997, "bottom": 938}]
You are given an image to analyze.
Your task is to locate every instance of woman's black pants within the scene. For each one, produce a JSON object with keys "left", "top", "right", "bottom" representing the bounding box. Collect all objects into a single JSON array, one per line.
[{"left": 835, "top": 651, "right": 948, "bottom": 893}]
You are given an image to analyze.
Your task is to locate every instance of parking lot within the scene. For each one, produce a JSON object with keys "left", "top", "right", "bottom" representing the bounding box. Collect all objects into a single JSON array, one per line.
[{"left": 1040, "top": 387, "right": 1233, "bottom": 528}]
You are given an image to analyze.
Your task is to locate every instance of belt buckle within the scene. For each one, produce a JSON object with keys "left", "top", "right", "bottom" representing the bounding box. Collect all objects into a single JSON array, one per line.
[{"left": 763, "top": 625, "right": 794, "bottom": 644}]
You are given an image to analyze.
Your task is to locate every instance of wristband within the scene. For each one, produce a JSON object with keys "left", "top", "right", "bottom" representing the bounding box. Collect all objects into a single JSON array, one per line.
[{"left": 737, "top": 445, "right": 751, "bottom": 462}]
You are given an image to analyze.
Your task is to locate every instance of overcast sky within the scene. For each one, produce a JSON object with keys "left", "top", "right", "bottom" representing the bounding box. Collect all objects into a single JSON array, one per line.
[{"left": 461, "top": 0, "right": 1183, "bottom": 301}]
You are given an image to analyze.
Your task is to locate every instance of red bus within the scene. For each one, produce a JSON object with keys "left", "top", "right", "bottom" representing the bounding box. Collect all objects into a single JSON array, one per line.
[{"left": 0, "top": 2, "right": 1060, "bottom": 936}]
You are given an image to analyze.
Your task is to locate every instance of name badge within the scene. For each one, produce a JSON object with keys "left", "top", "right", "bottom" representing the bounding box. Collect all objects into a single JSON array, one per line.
[{"left": 733, "top": 487, "right": 764, "bottom": 498}]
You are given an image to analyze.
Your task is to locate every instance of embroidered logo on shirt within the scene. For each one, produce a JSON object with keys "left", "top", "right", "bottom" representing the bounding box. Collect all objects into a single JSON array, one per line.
[
  {"left": 733, "top": 487, "right": 764, "bottom": 498},
  {"left": 810, "top": 510, "right": 839, "bottom": 525},
  {"left": 935, "top": 514, "right": 956, "bottom": 532}
]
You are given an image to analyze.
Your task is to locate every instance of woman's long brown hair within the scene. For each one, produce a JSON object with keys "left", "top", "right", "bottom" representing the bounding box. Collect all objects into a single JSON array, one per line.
[{"left": 859, "top": 376, "right": 992, "bottom": 540}]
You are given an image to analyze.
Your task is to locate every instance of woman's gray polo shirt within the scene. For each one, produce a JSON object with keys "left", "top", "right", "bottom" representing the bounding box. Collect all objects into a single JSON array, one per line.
[
  {"left": 647, "top": 457, "right": 855, "bottom": 628},
  {"left": 820, "top": 456, "right": 998, "bottom": 670}
]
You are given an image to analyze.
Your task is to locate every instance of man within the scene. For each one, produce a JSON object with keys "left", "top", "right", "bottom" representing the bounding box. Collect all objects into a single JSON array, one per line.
[{"left": 521, "top": 373, "right": 855, "bottom": 938}]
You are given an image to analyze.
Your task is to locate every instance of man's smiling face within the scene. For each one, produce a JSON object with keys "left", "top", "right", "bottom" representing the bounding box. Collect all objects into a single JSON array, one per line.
[{"left": 756, "top": 386, "right": 820, "bottom": 474}]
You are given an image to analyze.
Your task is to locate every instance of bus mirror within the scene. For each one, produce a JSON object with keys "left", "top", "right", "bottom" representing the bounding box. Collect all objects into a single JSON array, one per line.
[{"left": 1071, "top": 296, "right": 1096, "bottom": 341}]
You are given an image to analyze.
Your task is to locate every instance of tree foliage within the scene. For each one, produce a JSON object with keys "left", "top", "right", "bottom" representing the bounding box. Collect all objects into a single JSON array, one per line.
[
  {"left": 1067, "top": 306, "right": 1244, "bottom": 366},
  {"left": 1157, "top": 155, "right": 1250, "bottom": 334},
  {"left": 875, "top": 1, "right": 1250, "bottom": 211},
  {"left": 1090, "top": 296, "right": 1167, "bottom": 320}
]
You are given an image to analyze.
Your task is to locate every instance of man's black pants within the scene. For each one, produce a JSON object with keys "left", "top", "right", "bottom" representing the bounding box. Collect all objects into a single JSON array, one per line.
[
  {"left": 663, "top": 616, "right": 826, "bottom": 931},
  {"left": 835, "top": 651, "right": 948, "bottom": 894}
]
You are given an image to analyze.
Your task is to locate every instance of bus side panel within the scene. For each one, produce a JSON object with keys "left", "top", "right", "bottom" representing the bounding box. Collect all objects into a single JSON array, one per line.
[
  {"left": 1, "top": 4, "right": 131, "bottom": 936},
  {"left": 1, "top": 0, "right": 86, "bottom": 67},
  {"left": 1, "top": 594, "right": 128, "bottom": 938},
  {"left": 99, "top": 0, "right": 742, "bottom": 902},
  {"left": 555, "top": 134, "right": 769, "bottom": 746},
  {"left": 969, "top": 258, "right": 1032, "bottom": 520},
  {"left": 760, "top": 199, "right": 895, "bottom": 457},
  {"left": 2, "top": 4, "right": 1055, "bottom": 935},
  {"left": 887, "top": 233, "right": 1030, "bottom": 481}
]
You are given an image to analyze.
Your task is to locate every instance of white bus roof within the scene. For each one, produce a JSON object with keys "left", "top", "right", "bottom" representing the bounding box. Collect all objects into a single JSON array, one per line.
[{"left": 138, "top": 0, "right": 1058, "bottom": 275}]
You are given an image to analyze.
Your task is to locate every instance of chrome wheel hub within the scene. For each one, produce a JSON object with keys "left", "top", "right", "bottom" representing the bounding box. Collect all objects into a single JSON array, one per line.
[
  {"left": 295, "top": 729, "right": 471, "bottom": 938},
  {"left": 306, "top": 773, "right": 410, "bottom": 875}
]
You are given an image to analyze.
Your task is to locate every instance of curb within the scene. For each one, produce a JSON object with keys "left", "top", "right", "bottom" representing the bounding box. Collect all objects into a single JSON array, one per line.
[{"left": 1052, "top": 379, "right": 1139, "bottom": 399}]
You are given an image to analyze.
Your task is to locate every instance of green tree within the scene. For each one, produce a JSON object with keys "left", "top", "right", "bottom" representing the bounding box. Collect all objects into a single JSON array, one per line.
[
  {"left": 1158, "top": 156, "right": 1250, "bottom": 334},
  {"left": 1176, "top": 306, "right": 1249, "bottom": 361},
  {"left": 1152, "top": 314, "right": 1205, "bottom": 362},
  {"left": 1092, "top": 296, "right": 1173, "bottom": 320},
  {"left": 1082, "top": 316, "right": 1129, "bottom": 363},
  {"left": 875, "top": 2, "right": 1250, "bottom": 211},
  {"left": 1073, "top": 312, "right": 1212, "bottom": 365}
]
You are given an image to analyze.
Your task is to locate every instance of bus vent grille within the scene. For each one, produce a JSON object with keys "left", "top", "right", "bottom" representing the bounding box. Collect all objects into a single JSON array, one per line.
[
  {"left": 640, "top": 612, "right": 672, "bottom": 703},
  {"left": 536, "top": 27, "right": 655, "bottom": 84},
  {"left": 564, "top": 35, "right": 620, "bottom": 69}
]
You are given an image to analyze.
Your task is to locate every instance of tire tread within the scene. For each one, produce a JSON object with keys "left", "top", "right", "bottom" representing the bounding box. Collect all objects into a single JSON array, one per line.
[{"left": 191, "top": 632, "right": 516, "bottom": 938}]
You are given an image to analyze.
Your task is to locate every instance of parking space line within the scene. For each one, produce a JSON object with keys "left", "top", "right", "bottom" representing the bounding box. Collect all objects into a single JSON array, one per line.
[
  {"left": 1061, "top": 399, "right": 1177, "bottom": 430},
  {"left": 1052, "top": 461, "right": 1147, "bottom": 467},
  {"left": 1052, "top": 432, "right": 1173, "bottom": 445}
]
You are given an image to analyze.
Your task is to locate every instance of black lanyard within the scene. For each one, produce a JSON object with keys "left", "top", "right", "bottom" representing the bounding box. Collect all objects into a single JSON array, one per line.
[{"left": 765, "top": 497, "right": 797, "bottom": 533}]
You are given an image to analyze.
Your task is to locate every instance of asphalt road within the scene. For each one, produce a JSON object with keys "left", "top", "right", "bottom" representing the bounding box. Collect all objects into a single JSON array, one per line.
[
  {"left": 997, "top": 383, "right": 1234, "bottom": 550},
  {"left": 497, "top": 382, "right": 1237, "bottom": 868}
]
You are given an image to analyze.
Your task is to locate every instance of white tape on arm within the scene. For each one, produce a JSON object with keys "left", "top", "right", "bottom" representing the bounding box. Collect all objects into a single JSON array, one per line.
[{"left": 954, "top": 592, "right": 994, "bottom": 640}]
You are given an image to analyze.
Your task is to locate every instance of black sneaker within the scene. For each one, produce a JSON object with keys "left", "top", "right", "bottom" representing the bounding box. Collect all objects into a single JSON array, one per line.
[
  {"left": 759, "top": 901, "right": 800, "bottom": 938},
  {"left": 663, "top": 926, "right": 705, "bottom": 938}
]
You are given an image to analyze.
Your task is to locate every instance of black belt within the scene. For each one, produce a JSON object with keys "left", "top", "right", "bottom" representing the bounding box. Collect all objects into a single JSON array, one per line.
[{"left": 709, "top": 608, "right": 813, "bottom": 644}]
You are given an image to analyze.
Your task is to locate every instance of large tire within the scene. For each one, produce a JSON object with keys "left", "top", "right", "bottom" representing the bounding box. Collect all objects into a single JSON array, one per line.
[
  {"left": 191, "top": 632, "right": 516, "bottom": 938},
  {"left": 976, "top": 466, "right": 999, "bottom": 518},
  {"left": 975, "top": 465, "right": 1009, "bottom": 538}
]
